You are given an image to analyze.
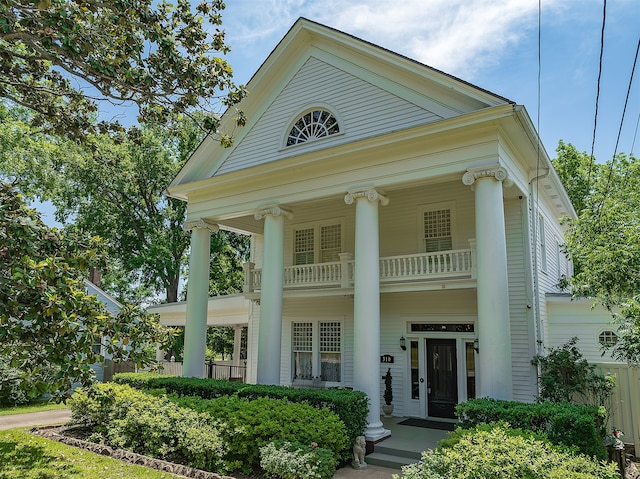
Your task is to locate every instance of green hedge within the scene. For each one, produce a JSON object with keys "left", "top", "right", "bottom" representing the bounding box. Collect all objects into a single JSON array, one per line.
[
  {"left": 402, "top": 423, "right": 617, "bottom": 479},
  {"left": 174, "top": 394, "right": 348, "bottom": 473},
  {"left": 455, "top": 398, "right": 607, "bottom": 459},
  {"left": 69, "top": 383, "right": 226, "bottom": 472},
  {"left": 113, "top": 372, "right": 368, "bottom": 459}
]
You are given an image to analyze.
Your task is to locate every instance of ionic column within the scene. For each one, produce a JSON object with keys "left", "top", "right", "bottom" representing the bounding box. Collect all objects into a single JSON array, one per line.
[
  {"left": 344, "top": 188, "right": 390, "bottom": 442},
  {"left": 462, "top": 166, "right": 513, "bottom": 400},
  {"left": 183, "top": 219, "right": 218, "bottom": 378},
  {"left": 254, "top": 206, "right": 291, "bottom": 385}
]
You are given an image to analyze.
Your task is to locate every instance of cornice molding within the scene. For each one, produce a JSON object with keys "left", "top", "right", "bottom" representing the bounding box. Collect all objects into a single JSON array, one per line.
[
  {"left": 183, "top": 218, "right": 219, "bottom": 232},
  {"left": 344, "top": 187, "right": 389, "bottom": 206},
  {"left": 254, "top": 205, "right": 293, "bottom": 221}
]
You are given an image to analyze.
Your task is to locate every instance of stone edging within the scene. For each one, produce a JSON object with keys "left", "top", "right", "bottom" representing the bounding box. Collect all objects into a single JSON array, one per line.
[{"left": 31, "top": 426, "right": 238, "bottom": 479}]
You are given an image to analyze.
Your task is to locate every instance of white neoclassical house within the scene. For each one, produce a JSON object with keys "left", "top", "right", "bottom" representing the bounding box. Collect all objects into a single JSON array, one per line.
[{"left": 163, "top": 18, "right": 577, "bottom": 442}]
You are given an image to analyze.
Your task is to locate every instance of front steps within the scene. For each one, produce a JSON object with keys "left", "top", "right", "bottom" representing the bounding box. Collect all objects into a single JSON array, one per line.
[{"left": 366, "top": 443, "right": 421, "bottom": 470}]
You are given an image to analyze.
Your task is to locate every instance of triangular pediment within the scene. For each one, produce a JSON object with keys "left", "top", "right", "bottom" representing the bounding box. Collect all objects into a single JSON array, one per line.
[{"left": 170, "top": 18, "right": 512, "bottom": 191}]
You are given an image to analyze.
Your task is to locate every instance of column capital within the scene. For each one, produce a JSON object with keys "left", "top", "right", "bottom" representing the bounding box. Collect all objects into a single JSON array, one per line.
[
  {"left": 254, "top": 205, "right": 293, "bottom": 221},
  {"left": 183, "top": 218, "right": 219, "bottom": 232},
  {"left": 462, "top": 165, "right": 508, "bottom": 186},
  {"left": 344, "top": 188, "right": 389, "bottom": 206}
]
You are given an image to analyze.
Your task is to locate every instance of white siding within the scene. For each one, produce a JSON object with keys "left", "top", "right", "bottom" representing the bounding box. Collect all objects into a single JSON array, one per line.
[
  {"left": 505, "top": 198, "right": 538, "bottom": 401},
  {"left": 216, "top": 57, "right": 442, "bottom": 176}
]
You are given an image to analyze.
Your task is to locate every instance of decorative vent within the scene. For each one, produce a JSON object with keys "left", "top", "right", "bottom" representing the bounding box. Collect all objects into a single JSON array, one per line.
[{"left": 287, "top": 110, "right": 339, "bottom": 146}]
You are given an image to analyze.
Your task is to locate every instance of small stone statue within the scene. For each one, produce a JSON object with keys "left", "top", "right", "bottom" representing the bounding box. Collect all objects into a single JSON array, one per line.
[{"left": 351, "top": 436, "right": 367, "bottom": 470}]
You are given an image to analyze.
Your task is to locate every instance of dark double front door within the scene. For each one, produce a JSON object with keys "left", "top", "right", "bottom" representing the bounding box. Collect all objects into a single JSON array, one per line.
[{"left": 426, "top": 338, "right": 458, "bottom": 419}]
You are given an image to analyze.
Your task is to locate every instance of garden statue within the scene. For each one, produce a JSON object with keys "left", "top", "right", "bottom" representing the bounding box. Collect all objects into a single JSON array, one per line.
[{"left": 351, "top": 436, "right": 367, "bottom": 470}]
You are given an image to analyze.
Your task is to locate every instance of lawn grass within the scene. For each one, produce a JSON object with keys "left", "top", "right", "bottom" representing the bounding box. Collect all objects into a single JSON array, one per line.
[
  {"left": 0, "top": 428, "right": 182, "bottom": 479},
  {"left": 0, "top": 401, "right": 69, "bottom": 416}
]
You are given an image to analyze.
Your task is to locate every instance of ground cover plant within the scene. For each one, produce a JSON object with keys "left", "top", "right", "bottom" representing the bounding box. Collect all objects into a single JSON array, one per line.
[
  {"left": 398, "top": 423, "right": 618, "bottom": 479},
  {"left": 0, "top": 428, "right": 182, "bottom": 479},
  {"left": 260, "top": 440, "right": 338, "bottom": 479}
]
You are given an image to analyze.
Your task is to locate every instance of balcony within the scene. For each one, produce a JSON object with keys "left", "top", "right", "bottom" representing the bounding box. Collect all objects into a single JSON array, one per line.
[{"left": 243, "top": 244, "right": 476, "bottom": 294}]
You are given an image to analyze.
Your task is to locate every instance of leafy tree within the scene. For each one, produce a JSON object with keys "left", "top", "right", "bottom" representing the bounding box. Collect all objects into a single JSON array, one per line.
[
  {"left": 0, "top": 182, "right": 172, "bottom": 399},
  {"left": 553, "top": 142, "right": 640, "bottom": 364},
  {"left": 0, "top": 107, "right": 249, "bottom": 303},
  {"left": 0, "top": 0, "right": 246, "bottom": 141},
  {"left": 206, "top": 327, "right": 234, "bottom": 360}
]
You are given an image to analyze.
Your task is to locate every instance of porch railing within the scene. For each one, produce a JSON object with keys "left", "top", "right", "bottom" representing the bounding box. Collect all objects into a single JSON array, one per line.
[
  {"left": 155, "top": 361, "right": 246, "bottom": 382},
  {"left": 244, "top": 244, "right": 475, "bottom": 293}
]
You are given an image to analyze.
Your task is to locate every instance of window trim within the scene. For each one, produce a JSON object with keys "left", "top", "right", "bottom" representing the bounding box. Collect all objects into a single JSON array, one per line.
[
  {"left": 597, "top": 330, "right": 619, "bottom": 347},
  {"left": 291, "top": 320, "right": 343, "bottom": 386},
  {"left": 417, "top": 201, "right": 457, "bottom": 253},
  {"left": 282, "top": 104, "right": 344, "bottom": 149},
  {"left": 291, "top": 218, "right": 344, "bottom": 266},
  {"left": 539, "top": 214, "right": 547, "bottom": 274}
]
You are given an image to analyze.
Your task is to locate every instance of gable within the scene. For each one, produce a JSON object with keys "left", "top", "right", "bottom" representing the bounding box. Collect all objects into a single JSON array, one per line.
[
  {"left": 170, "top": 18, "right": 513, "bottom": 190},
  {"left": 215, "top": 57, "right": 443, "bottom": 176}
]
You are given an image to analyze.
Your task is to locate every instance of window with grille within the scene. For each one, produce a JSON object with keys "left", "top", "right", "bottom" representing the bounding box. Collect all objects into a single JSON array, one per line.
[
  {"left": 287, "top": 110, "right": 340, "bottom": 146},
  {"left": 424, "top": 209, "right": 452, "bottom": 252},
  {"left": 539, "top": 214, "right": 547, "bottom": 272},
  {"left": 294, "top": 228, "right": 315, "bottom": 265},
  {"left": 320, "top": 224, "right": 341, "bottom": 262},
  {"left": 320, "top": 322, "right": 341, "bottom": 382},
  {"left": 292, "top": 322, "right": 313, "bottom": 379},
  {"left": 598, "top": 330, "right": 618, "bottom": 347},
  {"left": 294, "top": 222, "right": 342, "bottom": 265}
]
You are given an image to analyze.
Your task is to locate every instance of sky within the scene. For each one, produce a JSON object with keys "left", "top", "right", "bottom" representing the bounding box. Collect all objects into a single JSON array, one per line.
[
  {"left": 36, "top": 0, "right": 640, "bottom": 225},
  {"left": 218, "top": 0, "right": 640, "bottom": 163}
]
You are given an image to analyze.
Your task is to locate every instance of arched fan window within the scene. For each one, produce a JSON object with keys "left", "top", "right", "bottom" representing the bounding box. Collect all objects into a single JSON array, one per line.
[{"left": 286, "top": 109, "right": 340, "bottom": 146}]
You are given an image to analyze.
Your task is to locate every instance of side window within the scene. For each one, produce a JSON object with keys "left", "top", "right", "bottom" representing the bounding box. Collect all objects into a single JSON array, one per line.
[{"left": 539, "top": 214, "right": 547, "bottom": 273}]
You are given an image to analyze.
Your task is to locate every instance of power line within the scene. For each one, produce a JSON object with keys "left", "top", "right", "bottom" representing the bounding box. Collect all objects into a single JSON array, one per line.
[{"left": 586, "top": 0, "right": 607, "bottom": 188}]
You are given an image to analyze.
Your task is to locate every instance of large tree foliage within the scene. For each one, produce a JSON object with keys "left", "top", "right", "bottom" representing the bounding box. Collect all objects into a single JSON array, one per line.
[
  {"left": 553, "top": 142, "right": 640, "bottom": 364},
  {"left": 0, "top": 0, "right": 246, "bottom": 140},
  {"left": 0, "top": 105, "right": 249, "bottom": 303},
  {"left": 0, "top": 182, "right": 172, "bottom": 399}
]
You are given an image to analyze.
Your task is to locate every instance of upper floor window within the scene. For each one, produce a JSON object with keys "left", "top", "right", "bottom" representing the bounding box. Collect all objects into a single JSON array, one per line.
[
  {"left": 423, "top": 208, "right": 452, "bottom": 252},
  {"left": 539, "top": 214, "right": 547, "bottom": 273},
  {"left": 286, "top": 109, "right": 340, "bottom": 146},
  {"left": 294, "top": 221, "right": 342, "bottom": 265}
]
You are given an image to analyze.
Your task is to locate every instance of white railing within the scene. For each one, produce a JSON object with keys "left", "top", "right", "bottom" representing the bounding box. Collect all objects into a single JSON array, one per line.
[
  {"left": 244, "top": 248, "right": 473, "bottom": 292},
  {"left": 379, "top": 250, "right": 472, "bottom": 282}
]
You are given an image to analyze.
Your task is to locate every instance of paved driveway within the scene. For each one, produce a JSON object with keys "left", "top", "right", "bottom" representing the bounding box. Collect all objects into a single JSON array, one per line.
[{"left": 0, "top": 409, "right": 71, "bottom": 430}]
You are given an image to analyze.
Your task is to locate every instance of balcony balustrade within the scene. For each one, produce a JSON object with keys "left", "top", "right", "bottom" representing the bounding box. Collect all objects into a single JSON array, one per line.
[{"left": 243, "top": 243, "right": 475, "bottom": 293}]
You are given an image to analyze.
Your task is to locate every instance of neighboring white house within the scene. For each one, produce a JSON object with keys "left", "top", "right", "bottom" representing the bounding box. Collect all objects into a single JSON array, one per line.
[
  {"left": 162, "top": 18, "right": 581, "bottom": 442},
  {"left": 85, "top": 279, "right": 123, "bottom": 382}
]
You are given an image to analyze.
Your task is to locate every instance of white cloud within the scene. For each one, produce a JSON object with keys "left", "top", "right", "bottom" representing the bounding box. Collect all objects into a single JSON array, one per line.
[{"left": 224, "top": 0, "right": 568, "bottom": 79}]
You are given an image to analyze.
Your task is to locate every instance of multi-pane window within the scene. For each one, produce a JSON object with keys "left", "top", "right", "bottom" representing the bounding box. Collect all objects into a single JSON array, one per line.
[
  {"left": 292, "top": 322, "right": 313, "bottom": 379},
  {"left": 294, "top": 222, "right": 342, "bottom": 265},
  {"left": 292, "top": 321, "right": 341, "bottom": 383},
  {"left": 295, "top": 228, "right": 315, "bottom": 265},
  {"left": 287, "top": 110, "right": 340, "bottom": 146},
  {"left": 424, "top": 209, "right": 452, "bottom": 252},
  {"left": 320, "top": 322, "right": 341, "bottom": 382},
  {"left": 598, "top": 330, "right": 618, "bottom": 347},
  {"left": 539, "top": 214, "right": 547, "bottom": 272}
]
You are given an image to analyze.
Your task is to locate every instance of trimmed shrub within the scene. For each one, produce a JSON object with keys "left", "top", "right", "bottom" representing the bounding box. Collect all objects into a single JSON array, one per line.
[
  {"left": 69, "top": 383, "right": 226, "bottom": 472},
  {"left": 173, "top": 394, "right": 348, "bottom": 473},
  {"left": 455, "top": 398, "right": 607, "bottom": 459},
  {"left": 114, "top": 373, "right": 367, "bottom": 460},
  {"left": 401, "top": 423, "right": 618, "bottom": 479},
  {"left": 260, "top": 440, "right": 338, "bottom": 479}
]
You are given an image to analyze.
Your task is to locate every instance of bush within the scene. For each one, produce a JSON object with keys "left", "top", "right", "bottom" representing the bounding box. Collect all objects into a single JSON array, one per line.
[
  {"left": 260, "top": 440, "right": 337, "bottom": 479},
  {"left": 69, "top": 383, "right": 226, "bottom": 472},
  {"left": 173, "top": 394, "right": 348, "bottom": 473},
  {"left": 455, "top": 398, "right": 607, "bottom": 459},
  {"left": 401, "top": 423, "right": 618, "bottom": 479},
  {"left": 114, "top": 372, "right": 367, "bottom": 461}
]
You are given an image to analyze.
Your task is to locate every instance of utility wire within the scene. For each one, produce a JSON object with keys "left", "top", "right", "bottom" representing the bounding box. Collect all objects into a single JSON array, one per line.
[
  {"left": 599, "top": 37, "right": 640, "bottom": 212},
  {"left": 586, "top": 0, "right": 607, "bottom": 189}
]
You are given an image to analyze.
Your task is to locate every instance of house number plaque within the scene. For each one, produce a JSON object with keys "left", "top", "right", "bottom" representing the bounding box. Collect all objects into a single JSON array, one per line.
[{"left": 380, "top": 354, "right": 394, "bottom": 364}]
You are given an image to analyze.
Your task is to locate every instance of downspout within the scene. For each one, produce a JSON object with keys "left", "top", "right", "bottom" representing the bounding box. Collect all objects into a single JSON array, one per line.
[{"left": 529, "top": 168, "right": 549, "bottom": 395}]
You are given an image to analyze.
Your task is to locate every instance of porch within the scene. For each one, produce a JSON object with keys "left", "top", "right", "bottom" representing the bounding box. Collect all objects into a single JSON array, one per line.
[{"left": 243, "top": 246, "right": 476, "bottom": 293}]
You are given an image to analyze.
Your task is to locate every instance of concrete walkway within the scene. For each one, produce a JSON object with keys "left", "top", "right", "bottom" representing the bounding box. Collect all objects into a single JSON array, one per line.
[
  {"left": 0, "top": 409, "right": 71, "bottom": 430},
  {"left": 0, "top": 409, "right": 400, "bottom": 478}
]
